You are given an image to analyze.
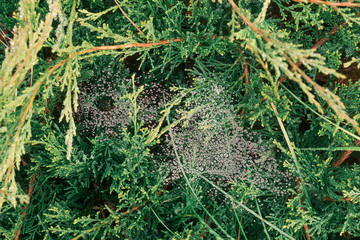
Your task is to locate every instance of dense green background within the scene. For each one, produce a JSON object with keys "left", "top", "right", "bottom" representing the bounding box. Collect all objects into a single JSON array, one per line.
[{"left": 1, "top": 0, "right": 360, "bottom": 239}]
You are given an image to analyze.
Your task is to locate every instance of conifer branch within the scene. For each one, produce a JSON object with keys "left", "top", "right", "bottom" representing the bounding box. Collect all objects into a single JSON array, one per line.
[
  {"left": 3, "top": 81, "right": 42, "bottom": 185},
  {"left": 2, "top": 0, "right": 360, "bottom": 237},
  {"left": 271, "top": 101, "right": 312, "bottom": 239},
  {"left": 113, "top": 0, "right": 144, "bottom": 35},
  {"left": 228, "top": 0, "right": 271, "bottom": 42},
  {"left": 278, "top": 19, "right": 348, "bottom": 85},
  {"left": 229, "top": 0, "right": 360, "bottom": 137},
  {"left": 14, "top": 174, "right": 37, "bottom": 240},
  {"left": 8, "top": 14, "right": 54, "bottom": 88},
  {"left": 295, "top": 177, "right": 312, "bottom": 240},
  {"left": 2, "top": 36, "right": 183, "bottom": 198},
  {"left": 292, "top": 0, "right": 360, "bottom": 8}
]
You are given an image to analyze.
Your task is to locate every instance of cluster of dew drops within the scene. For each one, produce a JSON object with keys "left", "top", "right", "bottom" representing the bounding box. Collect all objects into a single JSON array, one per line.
[
  {"left": 76, "top": 68, "right": 293, "bottom": 207},
  {"left": 76, "top": 68, "right": 173, "bottom": 139},
  {"left": 156, "top": 78, "right": 293, "bottom": 202}
]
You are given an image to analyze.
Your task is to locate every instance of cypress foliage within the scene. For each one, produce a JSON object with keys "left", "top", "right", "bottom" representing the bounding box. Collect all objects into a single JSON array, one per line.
[{"left": 1, "top": 0, "right": 360, "bottom": 239}]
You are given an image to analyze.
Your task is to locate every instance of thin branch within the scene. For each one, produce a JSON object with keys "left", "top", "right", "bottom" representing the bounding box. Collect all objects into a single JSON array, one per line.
[
  {"left": 14, "top": 174, "right": 37, "bottom": 240},
  {"left": 322, "top": 196, "right": 352, "bottom": 202},
  {"left": 271, "top": 102, "right": 311, "bottom": 240},
  {"left": 77, "top": 38, "right": 182, "bottom": 56},
  {"left": 243, "top": 59, "right": 249, "bottom": 86},
  {"left": 0, "top": 39, "right": 10, "bottom": 49},
  {"left": 0, "top": 22, "right": 13, "bottom": 34},
  {"left": 278, "top": 13, "right": 357, "bottom": 85},
  {"left": 295, "top": 177, "right": 312, "bottom": 240},
  {"left": 0, "top": 28, "right": 11, "bottom": 41},
  {"left": 0, "top": 29, "right": 11, "bottom": 49},
  {"left": 228, "top": 0, "right": 271, "bottom": 43},
  {"left": 292, "top": 0, "right": 360, "bottom": 8},
  {"left": 332, "top": 139, "right": 360, "bottom": 167},
  {"left": 114, "top": 0, "right": 144, "bottom": 35}
]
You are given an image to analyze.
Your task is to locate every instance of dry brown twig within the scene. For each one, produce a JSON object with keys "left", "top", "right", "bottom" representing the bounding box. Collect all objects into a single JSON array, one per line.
[
  {"left": 114, "top": 0, "right": 144, "bottom": 35},
  {"left": 0, "top": 39, "right": 10, "bottom": 49},
  {"left": 0, "top": 22, "right": 13, "bottom": 34},
  {"left": 0, "top": 28, "right": 11, "bottom": 49},
  {"left": 14, "top": 174, "right": 37, "bottom": 240},
  {"left": 292, "top": 0, "right": 360, "bottom": 8},
  {"left": 332, "top": 140, "right": 360, "bottom": 167},
  {"left": 0, "top": 28, "right": 11, "bottom": 41},
  {"left": 0, "top": 31, "right": 10, "bottom": 50}
]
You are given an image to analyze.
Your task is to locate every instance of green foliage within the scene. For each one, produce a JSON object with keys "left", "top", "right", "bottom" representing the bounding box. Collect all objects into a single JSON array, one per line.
[{"left": 1, "top": 0, "right": 360, "bottom": 239}]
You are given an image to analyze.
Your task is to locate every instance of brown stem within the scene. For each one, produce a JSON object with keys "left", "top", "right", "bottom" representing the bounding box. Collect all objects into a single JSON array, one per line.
[
  {"left": 322, "top": 196, "right": 352, "bottom": 202},
  {"left": 243, "top": 59, "right": 249, "bottom": 86},
  {"left": 292, "top": 0, "right": 360, "bottom": 8},
  {"left": 0, "top": 39, "right": 10, "bottom": 49},
  {"left": 295, "top": 177, "right": 312, "bottom": 240},
  {"left": 0, "top": 29, "right": 11, "bottom": 49},
  {"left": 228, "top": 0, "right": 271, "bottom": 43},
  {"left": 0, "top": 28, "right": 11, "bottom": 41},
  {"left": 278, "top": 13, "right": 355, "bottom": 86},
  {"left": 14, "top": 174, "right": 37, "bottom": 240},
  {"left": 0, "top": 22, "right": 13, "bottom": 34},
  {"left": 114, "top": 0, "right": 144, "bottom": 35},
  {"left": 332, "top": 139, "right": 360, "bottom": 167}
]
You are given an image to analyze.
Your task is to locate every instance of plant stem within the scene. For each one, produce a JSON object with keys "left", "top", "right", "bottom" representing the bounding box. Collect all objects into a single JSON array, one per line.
[
  {"left": 14, "top": 174, "right": 37, "bottom": 240},
  {"left": 114, "top": 0, "right": 144, "bottom": 35},
  {"left": 292, "top": 0, "right": 360, "bottom": 8},
  {"left": 332, "top": 140, "right": 360, "bottom": 167}
]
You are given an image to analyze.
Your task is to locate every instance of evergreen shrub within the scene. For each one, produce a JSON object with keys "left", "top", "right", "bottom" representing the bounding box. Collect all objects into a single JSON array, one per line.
[{"left": 1, "top": 0, "right": 360, "bottom": 239}]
